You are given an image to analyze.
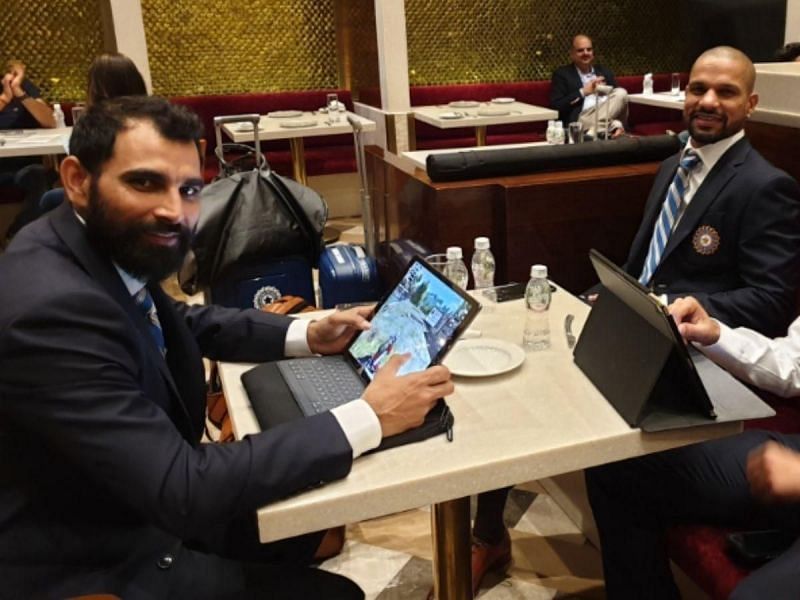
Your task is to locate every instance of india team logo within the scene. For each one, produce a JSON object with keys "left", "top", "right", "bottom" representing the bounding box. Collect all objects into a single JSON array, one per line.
[{"left": 692, "top": 225, "right": 720, "bottom": 255}]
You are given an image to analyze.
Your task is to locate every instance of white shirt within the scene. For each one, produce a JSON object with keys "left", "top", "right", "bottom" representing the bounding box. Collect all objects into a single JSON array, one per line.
[
  {"left": 114, "top": 266, "right": 381, "bottom": 458},
  {"left": 681, "top": 129, "right": 745, "bottom": 209},
  {"left": 701, "top": 317, "right": 800, "bottom": 399},
  {"left": 577, "top": 66, "right": 607, "bottom": 112}
]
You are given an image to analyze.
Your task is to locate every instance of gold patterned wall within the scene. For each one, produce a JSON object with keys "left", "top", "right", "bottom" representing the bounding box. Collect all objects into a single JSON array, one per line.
[
  {"left": 0, "top": 0, "right": 104, "bottom": 102},
  {"left": 405, "top": 0, "right": 689, "bottom": 85},
  {"left": 141, "top": 0, "right": 340, "bottom": 97}
]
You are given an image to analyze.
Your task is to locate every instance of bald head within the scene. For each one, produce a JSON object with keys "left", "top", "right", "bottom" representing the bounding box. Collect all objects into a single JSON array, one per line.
[
  {"left": 570, "top": 34, "right": 595, "bottom": 72},
  {"left": 693, "top": 46, "right": 756, "bottom": 93}
]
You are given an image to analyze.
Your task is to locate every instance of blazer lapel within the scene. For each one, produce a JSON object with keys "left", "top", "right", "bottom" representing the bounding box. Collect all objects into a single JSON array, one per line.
[
  {"left": 661, "top": 138, "right": 750, "bottom": 263},
  {"left": 50, "top": 204, "right": 196, "bottom": 438}
]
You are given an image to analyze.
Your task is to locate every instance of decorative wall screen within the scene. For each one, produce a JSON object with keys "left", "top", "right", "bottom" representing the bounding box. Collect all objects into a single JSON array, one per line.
[
  {"left": 0, "top": 0, "right": 103, "bottom": 102},
  {"left": 141, "top": 0, "right": 339, "bottom": 97}
]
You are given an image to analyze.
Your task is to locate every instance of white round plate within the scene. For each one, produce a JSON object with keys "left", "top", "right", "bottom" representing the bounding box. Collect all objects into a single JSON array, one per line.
[
  {"left": 443, "top": 337, "right": 525, "bottom": 377},
  {"left": 267, "top": 110, "right": 303, "bottom": 118},
  {"left": 279, "top": 119, "right": 318, "bottom": 128},
  {"left": 234, "top": 123, "right": 264, "bottom": 131},
  {"left": 449, "top": 100, "right": 480, "bottom": 108},
  {"left": 478, "top": 107, "right": 510, "bottom": 117},
  {"left": 491, "top": 97, "right": 515, "bottom": 104},
  {"left": 439, "top": 111, "right": 464, "bottom": 120}
]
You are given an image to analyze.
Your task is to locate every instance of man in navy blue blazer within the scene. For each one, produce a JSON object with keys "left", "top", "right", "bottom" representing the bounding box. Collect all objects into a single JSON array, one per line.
[{"left": 0, "top": 96, "right": 454, "bottom": 599}]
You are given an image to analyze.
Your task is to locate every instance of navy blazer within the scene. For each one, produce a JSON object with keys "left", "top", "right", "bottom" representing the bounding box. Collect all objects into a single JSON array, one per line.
[
  {"left": 624, "top": 137, "right": 800, "bottom": 337},
  {"left": 0, "top": 203, "right": 354, "bottom": 599},
  {"left": 550, "top": 63, "right": 619, "bottom": 125}
]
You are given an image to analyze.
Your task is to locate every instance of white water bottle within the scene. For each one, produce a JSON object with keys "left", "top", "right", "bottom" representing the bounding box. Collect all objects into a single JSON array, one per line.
[
  {"left": 643, "top": 72, "right": 654, "bottom": 95},
  {"left": 470, "top": 237, "right": 496, "bottom": 290},
  {"left": 545, "top": 119, "right": 555, "bottom": 144},
  {"left": 53, "top": 103, "right": 66, "bottom": 128},
  {"left": 553, "top": 120, "right": 565, "bottom": 144},
  {"left": 444, "top": 246, "right": 469, "bottom": 290},
  {"left": 523, "top": 264, "right": 551, "bottom": 351}
]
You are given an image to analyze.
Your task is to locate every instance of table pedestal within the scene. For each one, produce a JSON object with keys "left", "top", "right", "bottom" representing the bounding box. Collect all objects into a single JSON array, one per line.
[
  {"left": 289, "top": 138, "right": 307, "bottom": 185},
  {"left": 431, "top": 496, "right": 472, "bottom": 599}
]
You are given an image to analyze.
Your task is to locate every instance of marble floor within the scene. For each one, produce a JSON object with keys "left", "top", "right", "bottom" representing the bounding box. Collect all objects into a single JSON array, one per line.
[{"left": 318, "top": 481, "right": 607, "bottom": 599}]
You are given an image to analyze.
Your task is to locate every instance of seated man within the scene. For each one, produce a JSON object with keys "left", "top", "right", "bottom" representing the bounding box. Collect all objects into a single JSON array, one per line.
[
  {"left": 587, "top": 296, "right": 800, "bottom": 600},
  {"left": 0, "top": 96, "right": 454, "bottom": 599},
  {"left": 1, "top": 59, "right": 57, "bottom": 240},
  {"left": 550, "top": 34, "right": 628, "bottom": 137},
  {"left": 470, "top": 45, "right": 800, "bottom": 596}
]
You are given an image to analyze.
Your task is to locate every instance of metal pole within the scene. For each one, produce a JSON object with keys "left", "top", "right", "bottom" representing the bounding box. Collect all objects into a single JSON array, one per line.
[{"left": 347, "top": 114, "right": 376, "bottom": 257}]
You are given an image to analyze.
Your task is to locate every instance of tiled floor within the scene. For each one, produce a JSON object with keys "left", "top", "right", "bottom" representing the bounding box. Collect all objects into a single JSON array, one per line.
[{"left": 319, "top": 481, "right": 606, "bottom": 599}]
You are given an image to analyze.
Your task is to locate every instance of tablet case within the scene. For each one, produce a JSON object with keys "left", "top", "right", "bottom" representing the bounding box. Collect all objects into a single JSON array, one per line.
[
  {"left": 241, "top": 361, "right": 454, "bottom": 452},
  {"left": 573, "top": 250, "right": 774, "bottom": 431}
]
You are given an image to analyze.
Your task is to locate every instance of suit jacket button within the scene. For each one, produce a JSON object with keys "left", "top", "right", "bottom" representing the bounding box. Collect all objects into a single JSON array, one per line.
[{"left": 157, "top": 554, "right": 174, "bottom": 570}]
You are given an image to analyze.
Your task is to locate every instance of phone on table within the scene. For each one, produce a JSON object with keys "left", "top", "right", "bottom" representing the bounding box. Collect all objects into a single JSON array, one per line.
[
  {"left": 726, "top": 529, "right": 796, "bottom": 566},
  {"left": 484, "top": 281, "right": 556, "bottom": 303}
]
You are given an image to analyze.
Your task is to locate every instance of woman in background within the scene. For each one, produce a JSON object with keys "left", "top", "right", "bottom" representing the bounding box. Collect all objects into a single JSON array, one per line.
[{"left": 87, "top": 52, "right": 147, "bottom": 105}]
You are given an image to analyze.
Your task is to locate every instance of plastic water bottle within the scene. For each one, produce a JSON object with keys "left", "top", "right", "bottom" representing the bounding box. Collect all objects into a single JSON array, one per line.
[
  {"left": 53, "top": 103, "right": 66, "bottom": 128},
  {"left": 545, "top": 119, "right": 555, "bottom": 144},
  {"left": 643, "top": 72, "right": 654, "bottom": 95},
  {"left": 444, "top": 246, "right": 469, "bottom": 290},
  {"left": 523, "top": 264, "right": 551, "bottom": 351},
  {"left": 552, "top": 120, "right": 565, "bottom": 144},
  {"left": 471, "top": 237, "right": 496, "bottom": 290}
]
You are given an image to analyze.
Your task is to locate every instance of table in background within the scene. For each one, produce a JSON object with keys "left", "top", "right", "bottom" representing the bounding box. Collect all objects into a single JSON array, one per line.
[
  {"left": 413, "top": 101, "right": 557, "bottom": 146},
  {"left": 219, "top": 286, "right": 742, "bottom": 599},
  {"left": 221, "top": 111, "right": 375, "bottom": 185},
  {"left": 628, "top": 91, "right": 685, "bottom": 111},
  {"left": 0, "top": 127, "right": 71, "bottom": 159}
]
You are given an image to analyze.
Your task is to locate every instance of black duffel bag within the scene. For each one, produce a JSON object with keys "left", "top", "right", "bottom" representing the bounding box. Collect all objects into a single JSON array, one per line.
[{"left": 179, "top": 168, "right": 327, "bottom": 294}]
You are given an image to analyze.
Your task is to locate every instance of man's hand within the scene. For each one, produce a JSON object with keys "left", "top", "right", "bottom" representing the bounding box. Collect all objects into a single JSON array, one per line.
[
  {"left": 668, "top": 296, "right": 720, "bottom": 346},
  {"left": 0, "top": 73, "right": 13, "bottom": 105},
  {"left": 362, "top": 355, "right": 454, "bottom": 438},
  {"left": 747, "top": 441, "right": 800, "bottom": 503},
  {"left": 581, "top": 76, "right": 606, "bottom": 96},
  {"left": 306, "top": 305, "right": 373, "bottom": 355}
]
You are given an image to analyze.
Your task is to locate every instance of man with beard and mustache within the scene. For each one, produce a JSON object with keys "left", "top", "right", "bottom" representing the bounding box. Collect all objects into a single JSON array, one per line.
[
  {"left": 0, "top": 96, "right": 454, "bottom": 599},
  {"left": 467, "top": 46, "right": 800, "bottom": 597}
]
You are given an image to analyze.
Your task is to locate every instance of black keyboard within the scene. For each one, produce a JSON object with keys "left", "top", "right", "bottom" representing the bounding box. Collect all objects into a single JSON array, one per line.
[{"left": 277, "top": 357, "right": 366, "bottom": 415}]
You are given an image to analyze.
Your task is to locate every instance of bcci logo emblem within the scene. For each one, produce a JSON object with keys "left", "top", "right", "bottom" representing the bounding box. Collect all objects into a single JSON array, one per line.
[
  {"left": 692, "top": 225, "right": 721, "bottom": 256},
  {"left": 253, "top": 286, "right": 282, "bottom": 309}
]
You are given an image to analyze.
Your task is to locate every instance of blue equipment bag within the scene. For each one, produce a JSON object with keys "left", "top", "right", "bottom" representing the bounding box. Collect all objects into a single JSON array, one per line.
[
  {"left": 208, "top": 256, "right": 315, "bottom": 309},
  {"left": 319, "top": 244, "right": 382, "bottom": 308}
]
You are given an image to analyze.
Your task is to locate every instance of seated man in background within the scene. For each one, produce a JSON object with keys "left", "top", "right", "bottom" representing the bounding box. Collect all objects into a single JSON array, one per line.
[
  {"left": 587, "top": 295, "right": 800, "bottom": 600},
  {"left": 470, "top": 45, "right": 800, "bottom": 596},
  {"left": 0, "top": 96, "right": 454, "bottom": 599},
  {"left": 550, "top": 34, "right": 628, "bottom": 137},
  {"left": 1, "top": 59, "right": 56, "bottom": 240}
]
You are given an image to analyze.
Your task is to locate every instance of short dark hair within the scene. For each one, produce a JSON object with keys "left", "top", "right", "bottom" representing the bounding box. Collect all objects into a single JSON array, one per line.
[
  {"left": 775, "top": 42, "right": 800, "bottom": 62},
  {"left": 87, "top": 52, "right": 147, "bottom": 105},
  {"left": 69, "top": 95, "right": 203, "bottom": 177}
]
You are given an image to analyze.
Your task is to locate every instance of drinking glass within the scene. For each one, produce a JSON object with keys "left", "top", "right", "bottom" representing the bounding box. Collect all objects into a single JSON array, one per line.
[
  {"left": 671, "top": 73, "right": 681, "bottom": 95},
  {"left": 71, "top": 104, "right": 86, "bottom": 125},
  {"left": 326, "top": 93, "right": 340, "bottom": 122},
  {"left": 568, "top": 122, "right": 583, "bottom": 144},
  {"left": 425, "top": 253, "right": 449, "bottom": 274}
]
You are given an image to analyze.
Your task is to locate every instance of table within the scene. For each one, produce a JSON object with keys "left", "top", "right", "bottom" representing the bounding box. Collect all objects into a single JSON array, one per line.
[
  {"left": 0, "top": 127, "right": 71, "bottom": 159},
  {"left": 628, "top": 91, "right": 685, "bottom": 111},
  {"left": 412, "top": 101, "right": 557, "bottom": 146},
  {"left": 219, "top": 286, "right": 744, "bottom": 598},
  {"left": 221, "top": 111, "right": 375, "bottom": 185}
]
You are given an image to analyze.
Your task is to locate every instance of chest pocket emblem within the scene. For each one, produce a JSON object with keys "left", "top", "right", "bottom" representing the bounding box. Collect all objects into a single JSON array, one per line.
[{"left": 692, "top": 225, "right": 721, "bottom": 256}]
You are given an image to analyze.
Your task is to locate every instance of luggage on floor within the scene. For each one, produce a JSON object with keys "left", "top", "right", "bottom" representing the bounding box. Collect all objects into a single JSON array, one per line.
[{"left": 319, "top": 244, "right": 382, "bottom": 308}]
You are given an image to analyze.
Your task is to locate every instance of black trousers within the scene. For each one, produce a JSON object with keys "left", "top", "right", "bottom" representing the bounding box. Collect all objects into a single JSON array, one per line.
[{"left": 585, "top": 430, "right": 800, "bottom": 600}]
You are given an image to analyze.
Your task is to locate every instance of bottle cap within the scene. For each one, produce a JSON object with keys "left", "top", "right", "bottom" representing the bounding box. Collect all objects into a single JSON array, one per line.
[
  {"left": 54, "top": 103, "right": 62, "bottom": 109},
  {"left": 530, "top": 264, "right": 548, "bottom": 278},
  {"left": 474, "top": 236, "right": 490, "bottom": 250},
  {"left": 446, "top": 246, "right": 462, "bottom": 260},
  {"left": 547, "top": 120, "right": 554, "bottom": 127},
  {"left": 554, "top": 120, "right": 563, "bottom": 128}
]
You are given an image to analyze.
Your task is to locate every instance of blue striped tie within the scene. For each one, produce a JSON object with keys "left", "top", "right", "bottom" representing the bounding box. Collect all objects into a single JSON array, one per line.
[
  {"left": 134, "top": 288, "right": 166, "bottom": 356},
  {"left": 638, "top": 150, "right": 701, "bottom": 286}
]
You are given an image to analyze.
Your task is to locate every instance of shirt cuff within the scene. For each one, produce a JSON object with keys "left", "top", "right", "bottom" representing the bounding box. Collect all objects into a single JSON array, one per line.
[
  {"left": 695, "top": 319, "right": 736, "bottom": 360},
  {"left": 284, "top": 318, "right": 314, "bottom": 357},
  {"left": 579, "top": 88, "right": 585, "bottom": 98},
  {"left": 330, "top": 399, "right": 382, "bottom": 458}
]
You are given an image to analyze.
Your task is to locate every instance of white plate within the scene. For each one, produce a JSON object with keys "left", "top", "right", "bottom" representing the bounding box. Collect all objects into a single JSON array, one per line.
[
  {"left": 439, "top": 111, "right": 464, "bottom": 120},
  {"left": 443, "top": 337, "right": 525, "bottom": 377},
  {"left": 279, "top": 119, "right": 318, "bottom": 129},
  {"left": 267, "top": 110, "right": 303, "bottom": 118},
  {"left": 234, "top": 122, "right": 264, "bottom": 131},
  {"left": 491, "top": 97, "right": 515, "bottom": 104},
  {"left": 449, "top": 100, "right": 479, "bottom": 108},
  {"left": 477, "top": 107, "right": 510, "bottom": 117}
]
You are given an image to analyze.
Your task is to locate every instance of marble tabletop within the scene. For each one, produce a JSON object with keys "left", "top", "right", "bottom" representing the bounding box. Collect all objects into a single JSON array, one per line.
[
  {"left": 413, "top": 100, "right": 557, "bottom": 129},
  {"left": 628, "top": 91, "right": 685, "bottom": 110},
  {"left": 0, "top": 127, "right": 71, "bottom": 158},
  {"left": 221, "top": 111, "right": 375, "bottom": 143},
  {"left": 219, "top": 285, "right": 742, "bottom": 544}
]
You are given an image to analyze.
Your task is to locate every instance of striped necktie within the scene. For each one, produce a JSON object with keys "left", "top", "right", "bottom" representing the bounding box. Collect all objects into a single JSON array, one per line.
[
  {"left": 638, "top": 150, "right": 701, "bottom": 286},
  {"left": 134, "top": 287, "right": 166, "bottom": 356}
]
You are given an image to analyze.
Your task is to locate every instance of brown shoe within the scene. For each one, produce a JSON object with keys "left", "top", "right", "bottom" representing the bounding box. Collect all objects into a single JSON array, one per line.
[{"left": 472, "top": 531, "right": 512, "bottom": 594}]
